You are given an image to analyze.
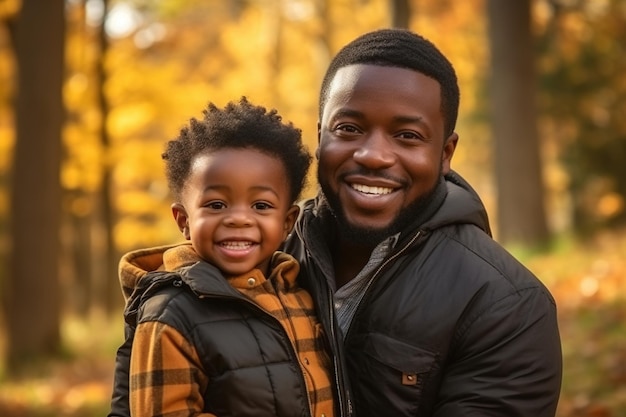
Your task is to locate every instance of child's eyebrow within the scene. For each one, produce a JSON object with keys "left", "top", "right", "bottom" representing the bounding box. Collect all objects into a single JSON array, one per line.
[
  {"left": 249, "top": 185, "right": 282, "bottom": 200},
  {"left": 202, "top": 184, "right": 282, "bottom": 198}
]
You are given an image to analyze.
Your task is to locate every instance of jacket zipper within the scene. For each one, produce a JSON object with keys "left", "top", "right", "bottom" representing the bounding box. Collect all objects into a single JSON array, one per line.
[
  {"left": 345, "top": 230, "right": 422, "bottom": 341},
  {"left": 328, "top": 283, "right": 352, "bottom": 417},
  {"left": 300, "top": 209, "right": 422, "bottom": 416}
]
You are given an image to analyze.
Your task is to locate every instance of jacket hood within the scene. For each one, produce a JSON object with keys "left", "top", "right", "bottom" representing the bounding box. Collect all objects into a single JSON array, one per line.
[
  {"left": 423, "top": 170, "right": 492, "bottom": 236},
  {"left": 118, "top": 242, "right": 195, "bottom": 301},
  {"left": 119, "top": 242, "right": 301, "bottom": 304}
]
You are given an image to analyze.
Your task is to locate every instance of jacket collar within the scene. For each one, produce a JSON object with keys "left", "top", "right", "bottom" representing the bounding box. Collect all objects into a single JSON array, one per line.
[{"left": 120, "top": 242, "right": 300, "bottom": 302}]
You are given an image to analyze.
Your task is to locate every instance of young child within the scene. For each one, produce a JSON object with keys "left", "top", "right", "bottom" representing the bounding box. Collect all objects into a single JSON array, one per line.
[{"left": 120, "top": 98, "right": 334, "bottom": 417}]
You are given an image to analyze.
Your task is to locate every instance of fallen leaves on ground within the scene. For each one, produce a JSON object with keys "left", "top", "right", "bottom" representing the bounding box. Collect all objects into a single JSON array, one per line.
[{"left": 0, "top": 229, "right": 625, "bottom": 417}]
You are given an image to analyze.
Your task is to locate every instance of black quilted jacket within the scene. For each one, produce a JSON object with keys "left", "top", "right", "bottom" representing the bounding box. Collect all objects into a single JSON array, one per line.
[{"left": 283, "top": 172, "right": 562, "bottom": 417}]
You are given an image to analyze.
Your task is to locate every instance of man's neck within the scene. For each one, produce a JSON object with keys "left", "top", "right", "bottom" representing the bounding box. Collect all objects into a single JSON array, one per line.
[{"left": 331, "top": 238, "right": 376, "bottom": 289}]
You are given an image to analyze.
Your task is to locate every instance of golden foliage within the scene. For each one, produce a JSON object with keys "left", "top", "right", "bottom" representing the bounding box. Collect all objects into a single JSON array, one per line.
[
  {"left": 1, "top": 4, "right": 626, "bottom": 416},
  {"left": 4, "top": 0, "right": 494, "bottom": 252}
]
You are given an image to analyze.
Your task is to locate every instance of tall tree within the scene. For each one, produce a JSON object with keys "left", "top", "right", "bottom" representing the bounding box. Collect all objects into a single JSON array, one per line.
[
  {"left": 389, "top": 0, "right": 410, "bottom": 28},
  {"left": 537, "top": 0, "right": 626, "bottom": 233},
  {"left": 94, "top": 0, "right": 123, "bottom": 316},
  {"left": 3, "top": 0, "right": 65, "bottom": 370},
  {"left": 486, "top": 0, "right": 549, "bottom": 246}
]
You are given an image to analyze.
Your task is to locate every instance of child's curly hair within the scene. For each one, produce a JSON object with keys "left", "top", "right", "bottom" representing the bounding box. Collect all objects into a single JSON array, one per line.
[{"left": 163, "top": 97, "right": 312, "bottom": 202}]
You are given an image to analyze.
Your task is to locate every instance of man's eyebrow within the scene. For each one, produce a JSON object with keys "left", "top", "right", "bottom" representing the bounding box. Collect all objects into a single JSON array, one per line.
[
  {"left": 392, "top": 115, "right": 425, "bottom": 125},
  {"left": 332, "top": 109, "right": 425, "bottom": 125},
  {"left": 331, "top": 108, "right": 364, "bottom": 120}
]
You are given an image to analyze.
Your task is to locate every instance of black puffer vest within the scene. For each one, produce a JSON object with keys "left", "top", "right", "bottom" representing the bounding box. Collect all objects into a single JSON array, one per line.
[{"left": 112, "top": 261, "right": 311, "bottom": 417}]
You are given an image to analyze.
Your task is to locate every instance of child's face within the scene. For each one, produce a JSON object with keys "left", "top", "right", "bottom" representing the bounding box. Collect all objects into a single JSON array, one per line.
[{"left": 172, "top": 148, "right": 299, "bottom": 277}]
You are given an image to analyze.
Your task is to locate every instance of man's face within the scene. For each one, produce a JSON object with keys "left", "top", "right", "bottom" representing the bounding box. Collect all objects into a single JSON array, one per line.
[{"left": 317, "top": 64, "right": 457, "bottom": 241}]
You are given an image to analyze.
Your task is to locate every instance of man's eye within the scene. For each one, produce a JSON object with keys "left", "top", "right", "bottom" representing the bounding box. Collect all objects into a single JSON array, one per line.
[
  {"left": 335, "top": 124, "right": 360, "bottom": 133},
  {"left": 397, "top": 131, "right": 423, "bottom": 141}
]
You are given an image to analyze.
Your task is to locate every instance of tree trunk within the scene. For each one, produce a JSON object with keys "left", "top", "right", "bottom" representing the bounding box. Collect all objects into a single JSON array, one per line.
[
  {"left": 486, "top": 0, "right": 549, "bottom": 246},
  {"left": 266, "top": 0, "right": 283, "bottom": 103},
  {"left": 4, "top": 0, "right": 65, "bottom": 370},
  {"left": 312, "top": 0, "right": 333, "bottom": 102},
  {"left": 93, "top": 0, "right": 123, "bottom": 316},
  {"left": 389, "top": 0, "right": 411, "bottom": 28}
]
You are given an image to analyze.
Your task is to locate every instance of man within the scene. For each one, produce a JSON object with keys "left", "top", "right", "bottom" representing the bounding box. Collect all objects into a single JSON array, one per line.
[{"left": 284, "top": 28, "right": 562, "bottom": 417}]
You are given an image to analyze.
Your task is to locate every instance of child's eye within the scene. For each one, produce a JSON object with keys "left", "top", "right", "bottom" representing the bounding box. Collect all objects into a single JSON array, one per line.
[
  {"left": 253, "top": 202, "right": 273, "bottom": 210},
  {"left": 207, "top": 201, "right": 226, "bottom": 210}
]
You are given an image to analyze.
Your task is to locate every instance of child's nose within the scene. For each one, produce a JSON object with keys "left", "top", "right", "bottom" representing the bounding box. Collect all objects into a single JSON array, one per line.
[{"left": 224, "top": 208, "right": 253, "bottom": 227}]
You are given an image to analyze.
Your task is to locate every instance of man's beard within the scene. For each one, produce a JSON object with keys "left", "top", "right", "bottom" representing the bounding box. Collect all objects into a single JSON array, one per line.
[{"left": 319, "top": 177, "right": 443, "bottom": 245}]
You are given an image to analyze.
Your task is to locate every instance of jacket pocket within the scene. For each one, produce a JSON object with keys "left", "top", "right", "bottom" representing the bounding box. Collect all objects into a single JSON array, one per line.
[
  {"left": 362, "top": 332, "right": 437, "bottom": 374},
  {"left": 349, "top": 332, "right": 439, "bottom": 416}
]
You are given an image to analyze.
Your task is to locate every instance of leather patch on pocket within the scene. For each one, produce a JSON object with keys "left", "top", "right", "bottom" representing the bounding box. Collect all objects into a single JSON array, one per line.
[{"left": 402, "top": 372, "right": 418, "bottom": 386}]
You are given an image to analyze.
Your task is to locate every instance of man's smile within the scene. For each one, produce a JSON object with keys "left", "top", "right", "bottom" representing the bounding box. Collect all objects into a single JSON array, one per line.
[{"left": 350, "top": 183, "right": 394, "bottom": 195}]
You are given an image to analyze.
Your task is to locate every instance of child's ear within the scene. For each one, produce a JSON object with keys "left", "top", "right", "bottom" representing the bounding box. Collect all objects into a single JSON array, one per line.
[
  {"left": 171, "top": 203, "right": 190, "bottom": 240},
  {"left": 283, "top": 204, "right": 300, "bottom": 239}
]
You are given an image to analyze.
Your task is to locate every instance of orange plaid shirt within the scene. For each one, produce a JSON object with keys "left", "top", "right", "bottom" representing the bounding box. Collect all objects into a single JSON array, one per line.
[{"left": 129, "top": 244, "right": 335, "bottom": 417}]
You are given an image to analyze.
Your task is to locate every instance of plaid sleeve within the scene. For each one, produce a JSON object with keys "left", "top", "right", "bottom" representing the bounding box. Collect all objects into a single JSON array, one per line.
[{"left": 130, "top": 321, "right": 214, "bottom": 417}]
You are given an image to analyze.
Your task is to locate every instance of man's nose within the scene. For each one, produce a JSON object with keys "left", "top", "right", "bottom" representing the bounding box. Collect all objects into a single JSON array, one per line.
[{"left": 352, "top": 130, "right": 396, "bottom": 169}]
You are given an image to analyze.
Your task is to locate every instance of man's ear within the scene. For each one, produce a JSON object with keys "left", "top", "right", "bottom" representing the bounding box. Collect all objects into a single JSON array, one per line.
[
  {"left": 283, "top": 205, "right": 300, "bottom": 240},
  {"left": 441, "top": 132, "right": 459, "bottom": 175},
  {"left": 317, "top": 121, "right": 321, "bottom": 144},
  {"left": 171, "top": 203, "right": 190, "bottom": 240}
]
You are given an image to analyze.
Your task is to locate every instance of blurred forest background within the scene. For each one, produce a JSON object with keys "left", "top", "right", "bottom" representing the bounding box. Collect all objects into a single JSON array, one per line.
[{"left": 0, "top": 0, "right": 625, "bottom": 416}]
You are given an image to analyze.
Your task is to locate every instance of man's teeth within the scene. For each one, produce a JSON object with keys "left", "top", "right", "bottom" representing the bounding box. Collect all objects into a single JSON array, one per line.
[
  {"left": 221, "top": 241, "right": 253, "bottom": 250},
  {"left": 351, "top": 183, "right": 393, "bottom": 195}
]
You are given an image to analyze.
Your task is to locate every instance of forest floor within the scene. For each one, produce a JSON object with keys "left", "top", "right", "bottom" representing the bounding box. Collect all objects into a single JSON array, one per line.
[{"left": 0, "top": 228, "right": 625, "bottom": 417}]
